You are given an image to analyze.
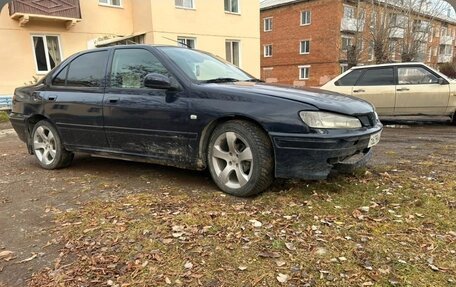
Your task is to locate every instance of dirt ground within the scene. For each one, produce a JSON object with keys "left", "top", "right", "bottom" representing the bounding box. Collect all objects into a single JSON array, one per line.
[{"left": 0, "top": 118, "right": 455, "bottom": 286}]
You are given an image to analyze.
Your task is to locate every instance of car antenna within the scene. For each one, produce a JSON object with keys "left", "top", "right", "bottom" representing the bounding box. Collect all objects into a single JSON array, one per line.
[{"left": 163, "top": 37, "right": 192, "bottom": 49}]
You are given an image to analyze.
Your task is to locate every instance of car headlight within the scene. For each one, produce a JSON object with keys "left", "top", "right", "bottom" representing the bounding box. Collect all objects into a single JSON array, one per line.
[{"left": 299, "top": 111, "right": 362, "bottom": 129}]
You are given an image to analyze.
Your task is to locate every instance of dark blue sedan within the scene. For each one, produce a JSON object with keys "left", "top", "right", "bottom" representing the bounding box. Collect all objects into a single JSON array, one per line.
[{"left": 9, "top": 45, "right": 382, "bottom": 196}]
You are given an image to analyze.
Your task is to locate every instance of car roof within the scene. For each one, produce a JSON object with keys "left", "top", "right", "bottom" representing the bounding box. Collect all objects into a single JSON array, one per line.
[{"left": 350, "top": 62, "right": 427, "bottom": 70}]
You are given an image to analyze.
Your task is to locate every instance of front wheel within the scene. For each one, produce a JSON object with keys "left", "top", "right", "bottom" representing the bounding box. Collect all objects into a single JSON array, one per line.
[
  {"left": 31, "top": 120, "right": 74, "bottom": 170},
  {"left": 207, "top": 120, "right": 274, "bottom": 197}
]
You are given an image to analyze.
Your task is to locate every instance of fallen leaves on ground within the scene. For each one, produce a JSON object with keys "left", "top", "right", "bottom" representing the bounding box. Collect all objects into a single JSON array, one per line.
[{"left": 28, "top": 152, "right": 456, "bottom": 287}]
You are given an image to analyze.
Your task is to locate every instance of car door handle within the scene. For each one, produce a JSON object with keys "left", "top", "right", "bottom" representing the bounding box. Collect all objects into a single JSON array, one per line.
[
  {"left": 106, "top": 97, "right": 120, "bottom": 104},
  {"left": 353, "top": 89, "right": 365, "bottom": 93},
  {"left": 47, "top": 96, "right": 57, "bottom": 102},
  {"left": 397, "top": 88, "right": 410, "bottom": 91}
]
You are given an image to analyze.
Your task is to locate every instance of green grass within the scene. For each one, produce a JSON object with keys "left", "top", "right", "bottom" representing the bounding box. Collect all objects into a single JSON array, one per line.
[
  {"left": 29, "top": 155, "right": 456, "bottom": 287},
  {"left": 0, "top": 111, "right": 8, "bottom": 123}
]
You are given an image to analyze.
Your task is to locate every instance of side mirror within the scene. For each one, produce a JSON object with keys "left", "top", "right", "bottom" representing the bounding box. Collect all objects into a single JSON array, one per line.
[
  {"left": 438, "top": 78, "right": 447, "bottom": 85},
  {"left": 144, "top": 73, "right": 172, "bottom": 90}
]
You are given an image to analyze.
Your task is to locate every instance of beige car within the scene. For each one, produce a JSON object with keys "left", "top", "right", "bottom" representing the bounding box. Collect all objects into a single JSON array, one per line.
[{"left": 322, "top": 63, "right": 456, "bottom": 124}]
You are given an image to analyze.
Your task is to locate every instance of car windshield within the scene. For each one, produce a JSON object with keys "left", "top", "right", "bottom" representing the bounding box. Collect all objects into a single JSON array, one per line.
[{"left": 158, "top": 47, "right": 255, "bottom": 83}]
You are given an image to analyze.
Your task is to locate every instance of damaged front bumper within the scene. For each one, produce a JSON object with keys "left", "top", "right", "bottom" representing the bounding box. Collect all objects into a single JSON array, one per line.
[{"left": 271, "top": 124, "right": 383, "bottom": 180}]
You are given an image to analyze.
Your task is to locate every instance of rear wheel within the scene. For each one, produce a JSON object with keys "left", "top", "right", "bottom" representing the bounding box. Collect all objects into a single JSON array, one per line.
[
  {"left": 31, "top": 120, "right": 74, "bottom": 169},
  {"left": 207, "top": 120, "right": 273, "bottom": 197}
]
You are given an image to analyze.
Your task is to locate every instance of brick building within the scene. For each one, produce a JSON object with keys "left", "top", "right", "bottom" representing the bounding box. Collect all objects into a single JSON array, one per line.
[{"left": 260, "top": 0, "right": 456, "bottom": 87}]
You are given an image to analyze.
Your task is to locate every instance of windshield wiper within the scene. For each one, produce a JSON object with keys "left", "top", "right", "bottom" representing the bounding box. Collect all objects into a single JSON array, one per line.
[
  {"left": 245, "top": 78, "right": 264, "bottom": 83},
  {"left": 203, "top": 78, "right": 240, "bottom": 83}
]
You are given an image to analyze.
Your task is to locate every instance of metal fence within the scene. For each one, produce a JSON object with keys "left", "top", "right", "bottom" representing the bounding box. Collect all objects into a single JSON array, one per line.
[{"left": 0, "top": 96, "right": 13, "bottom": 111}]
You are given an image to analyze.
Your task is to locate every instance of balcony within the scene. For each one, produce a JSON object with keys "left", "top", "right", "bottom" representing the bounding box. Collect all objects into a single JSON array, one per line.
[
  {"left": 9, "top": 0, "right": 81, "bottom": 29},
  {"left": 440, "top": 35, "right": 453, "bottom": 45},
  {"left": 438, "top": 54, "right": 453, "bottom": 63},
  {"left": 341, "top": 17, "right": 364, "bottom": 33},
  {"left": 389, "top": 27, "right": 404, "bottom": 39}
]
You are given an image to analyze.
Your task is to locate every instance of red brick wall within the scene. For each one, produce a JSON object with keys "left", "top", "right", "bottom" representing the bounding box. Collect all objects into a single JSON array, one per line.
[{"left": 260, "top": 0, "right": 344, "bottom": 87}]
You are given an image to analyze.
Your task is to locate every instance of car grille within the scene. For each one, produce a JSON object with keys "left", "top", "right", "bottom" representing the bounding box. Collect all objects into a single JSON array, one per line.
[{"left": 357, "top": 113, "right": 377, "bottom": 128}]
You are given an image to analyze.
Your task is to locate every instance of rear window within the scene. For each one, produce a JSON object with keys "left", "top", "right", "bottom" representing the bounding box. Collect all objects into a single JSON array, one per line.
[
  {"left": 357, "top": 68, "right": 394, "bottom": 86},
  {"left": 65, "top": 51, "right": 108, "bottom": 88},
  {"left": 336, "top": 69, "right": 363, "bottom": 86}
]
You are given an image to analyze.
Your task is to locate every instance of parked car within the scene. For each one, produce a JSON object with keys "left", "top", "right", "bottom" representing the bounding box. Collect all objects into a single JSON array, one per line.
[
  {"left": 322, "top": 63, "right": 456, "bottom": 124},
  {"left": 9, "top": 45, "right": 382, "bottom": 197}
]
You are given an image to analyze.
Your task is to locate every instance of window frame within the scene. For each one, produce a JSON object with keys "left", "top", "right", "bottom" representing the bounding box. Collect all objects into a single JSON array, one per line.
[
  {"left": 341, "top": 36, "right": 353, "bottom": 52},
  {"left": 226, "top": 40, "right": 241, "bottom": 67},
  {"left": 264, "top": 44, "right": 272, "bottom": 57},
  {"left": 31, "top": 34, "right": 63, "bottom": 75},
  {"left": 340, "top": 63, "right": 349, "bottom": 74},
  {"left": 264, "top": 17, "right": 273, "bottom": 32},
  {"left": 300, "top": 10, "right": 311, "bottom": 26},
  {"left": 396, "top": 65, "right": 445, "bottom": 86},
  {"left": 107, "top": 47, "right": 173, "bottom": 90},
  {"left": 177, "top": 37, "right": 197, "bottom": 49},
  {"left": 298, "top": 65, "right": 310, "bottom": 80},
  {"left": 299, "top": 39, "right": 310, "bottom": 55},
  {"left": 175, "top": 0, "right": 195, "bottom": 9},
  {"left": 98, "top": 0, "right": 123, "bottom": 8},
  {"left": 49, "top": 50, "right": 110, "bottom": 90},
  {"left": 355, "top": 67, "right": 396, "bottom": 86},
  {"left": 225, "top": 0, "right": 240, "bottom": 14}
]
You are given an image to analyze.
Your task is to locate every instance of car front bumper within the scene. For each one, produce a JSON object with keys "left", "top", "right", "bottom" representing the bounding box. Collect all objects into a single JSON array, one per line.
[{"left": 271, "top": 124, "right": 383, "bottom": 180}]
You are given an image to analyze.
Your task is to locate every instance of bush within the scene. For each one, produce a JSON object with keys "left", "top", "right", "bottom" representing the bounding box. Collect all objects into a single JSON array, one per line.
[
  {"left": 0, "top": 111, "right": 8, "bottom": 123},
  {"left": 438, "top": 62, "right": 456, "bottom": 79}
]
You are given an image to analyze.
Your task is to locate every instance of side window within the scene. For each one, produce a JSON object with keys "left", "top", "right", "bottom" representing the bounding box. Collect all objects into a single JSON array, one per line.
[
  {"left": 52, "top": 65, "right": 68, "bottom": 86},
  {"left": 110, "top": 49, "right": 169, "bottom": 89},
  {"left": 357, "top": 68, "right": 394, "bottom": 86},
  {"left": 336, "top": 69, "right": 363, "bottom": 86},
  {"left": 398, "top": 67, "right": 439, "bottom": 85},
  {"left": 66, "top": 51, "right": 108, "bottom": 88}
]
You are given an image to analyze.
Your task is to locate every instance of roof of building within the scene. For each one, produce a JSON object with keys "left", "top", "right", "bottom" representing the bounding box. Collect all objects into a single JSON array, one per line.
[
  {"left": 260, "top": 0, "right": 304, "bottom": 10},
  {"left": 260, "top": 0, "right": 456, "bottom": 23}
]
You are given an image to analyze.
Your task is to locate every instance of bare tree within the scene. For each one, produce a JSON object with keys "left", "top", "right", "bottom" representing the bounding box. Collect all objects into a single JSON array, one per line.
[
  {"left": 347, "top": 0, "right": 448, "bottom": 64},
  {"left": 398, "top": 0, "right": 447, "bottom": 62}
]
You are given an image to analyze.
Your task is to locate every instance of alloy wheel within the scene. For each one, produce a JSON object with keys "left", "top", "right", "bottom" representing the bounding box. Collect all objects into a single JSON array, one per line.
[
  {"left": 33, "top": 126, "right": 57, "bottom": 166},
  {"left": 211, "top": 132, "right": 253, "bottom": 189}
]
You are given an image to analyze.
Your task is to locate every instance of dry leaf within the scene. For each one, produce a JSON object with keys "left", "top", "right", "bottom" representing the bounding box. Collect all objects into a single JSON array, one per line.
[
  {"left": 275, "top": 260, "right": 286, "bottom": 267},
  {"left": 276, "top": 273, "right": 289, "bottom": 283},
  {"left": 285, "top": 242, "right": 296, "bottom": 251},
  {"left": 238, "top": 265, "right": 247, "bottom": 271}
]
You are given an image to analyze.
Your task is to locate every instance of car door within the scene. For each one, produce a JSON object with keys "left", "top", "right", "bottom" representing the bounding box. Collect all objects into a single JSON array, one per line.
[
  {"left": 351, "top": 67, "right": 396, "bottom": 115},
  {"left": 103, "top": 47, "right": 195, "bottom": 164},
  {"left": 44, "top": 50, "right": 110, "bottom": 149},
  {"left": 395, "top": 65, "right": 450, "bottom": 115}
]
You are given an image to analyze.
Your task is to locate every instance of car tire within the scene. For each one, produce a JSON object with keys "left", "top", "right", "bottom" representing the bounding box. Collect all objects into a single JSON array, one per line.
[
  {"left": 207, "top": 120, "right": 274, "bottom": 197},
  {"left": 31, "top": 120, "right": 74, "bottom": 170},
  {"left": 452, "top": 113, "right": 456, "bottom": 126}
]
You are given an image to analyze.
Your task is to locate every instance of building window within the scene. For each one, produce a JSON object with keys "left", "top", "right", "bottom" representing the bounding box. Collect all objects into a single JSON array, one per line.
[
  {"left": 341, "top": 36, "right": 352, "bottom": 52},
  {"left": 175, "top": 0, "right": 194, "bottom": 9},
  {"left": 368, "top": 41, "right": 375, "bottom": 61},
  {"left": 299, "top": 65, "right": 310, "bottom": 80},
  {"left": 226, "top": 40, "right": 240, "bottom": 66},
  {"left": 344, "top": 5, "right": 355, "bottom": 18},
  {"left": 225, "top": 0, "right": 239, "bottom": 13},
  {"left": 264, "top": 44, "right": 272, "bottom": 57},
  {"left": 177, "top": 37, "right": 196, "bottom": 49},
  {"left": 32, "top": 35, "right": 62, "bottom": 73},
  {"left": 340, "top": 64, "right": 348, "bottom": 74},
  {"left": 264, "top": 17, "right": 273, "bottom": 32},
  {"left": 99, "top": 0, "right": 122, "bottom": 7},
  {"left": 301, "top": 10, "right": 311, "bottom": 25},
  {"left": 300, "top": 40, "right": 310, "bottom": 54}
]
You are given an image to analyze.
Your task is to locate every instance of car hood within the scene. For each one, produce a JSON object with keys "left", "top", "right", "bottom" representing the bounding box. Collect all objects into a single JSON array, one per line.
[{"left": 207, "top": 82, "right": 374, "bottom": 115}]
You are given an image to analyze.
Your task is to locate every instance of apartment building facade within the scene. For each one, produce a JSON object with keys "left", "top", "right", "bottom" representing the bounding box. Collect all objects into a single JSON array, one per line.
[
  {"left": 0, "top": 0, "right": 260, "bottom": 97},
  {"left": 260, "top": 0, "right": 456, "bottom": 87}
]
